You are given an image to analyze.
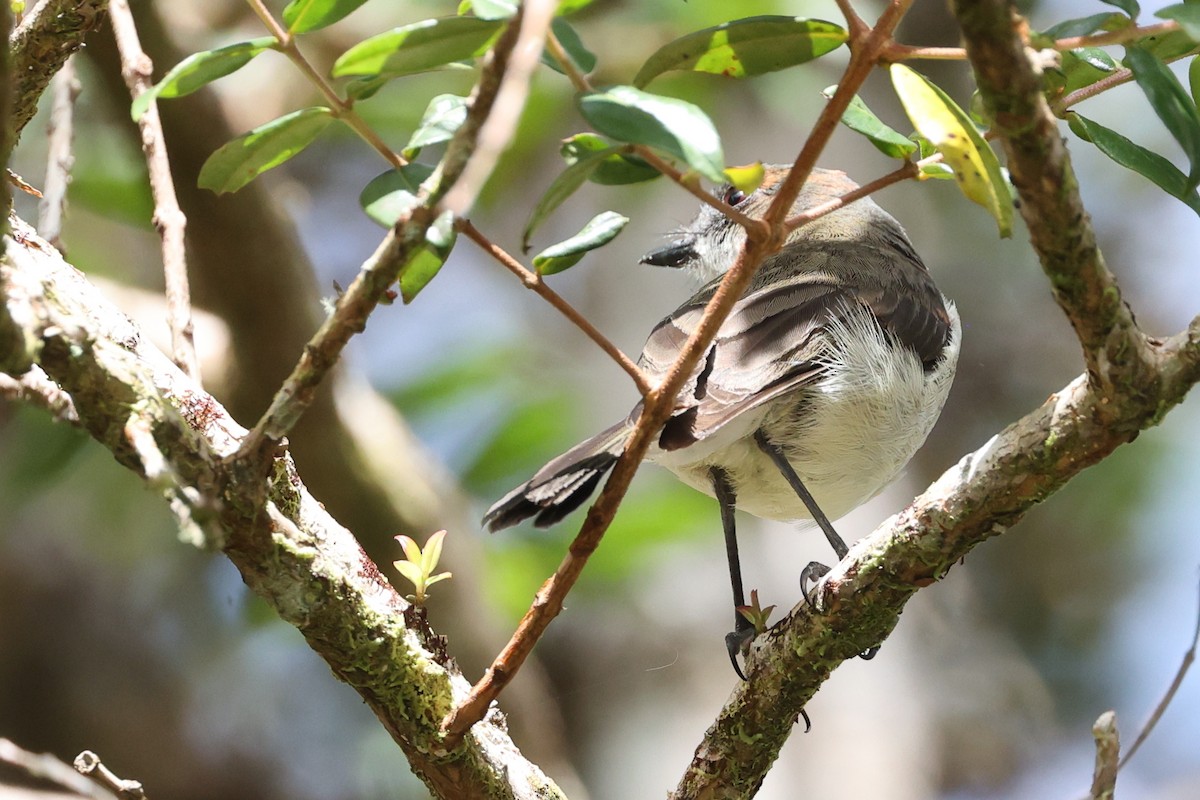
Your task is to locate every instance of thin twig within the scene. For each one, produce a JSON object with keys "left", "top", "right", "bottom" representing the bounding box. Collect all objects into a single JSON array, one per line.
[
  {"left": 1055, "top": 20, "right": 1177, "bottom": 51},
  {"left": 38, "top": 55, "right": 79, "bottom": 252},
  {"left": 0, "top": 367, "right": 79, "bottom": 423},
  {"left": 886, "top": 19, "right": 1182, "bottom": 63},
  {"left": 885, "top": 44, "right": 967, "bottom": 60},
  {"left": 439, "top": 0, "right": 918, "bottom": 743},
  {"left": 109, "top": 0, "right": 200, "bottom": 382},
  {"left": 1118, "top": 574, "right": 1200, "bottom": 769},
  {"left": 543, "top": 27, "right": 760, "bottom": 231},
  {"left": 785, "top": 158, "right": 921, "bottom": 231},
  {"left": 244, "top": 0, "right": 403, "bottom": 170},
  {"left": 457, "top": 218, "right": 650, "bottom": 394},
  {"left": 444, "top": 0, "right": 556, "bottom": 216},
  {"left": 0, "top": 739, "right": 120, "bottom": 800},
  {"left": 238, "top": 10, "right": 526, "bottom": 455},
  {"left": 1089, "top": 711, "right": 1120, "bottom": 800},
  {"left": 74, "top": 750, "right": 148, "bottom": 800},
  {"left": 770, "top": 0, "right": 914, "bottom": 233},
  {"left": 1056, "top": 45, "right": 1200, "bottom": 112}
]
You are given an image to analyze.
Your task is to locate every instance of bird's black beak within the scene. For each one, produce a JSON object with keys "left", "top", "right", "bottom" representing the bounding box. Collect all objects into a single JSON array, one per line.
[{"left": 640, "top": 238, "right": 698, "bottom": 268}]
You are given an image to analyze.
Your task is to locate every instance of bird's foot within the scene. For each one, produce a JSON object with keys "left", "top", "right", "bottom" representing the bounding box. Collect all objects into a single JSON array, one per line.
[
  {"left": 799, "top": 561, "right": 880, "bottom": 661},
  {"left": 725, "top": 624, "right": 755, "bottom": 681},
  {"left": 799, "top": 560, "right": 830, "bottom": 609}
]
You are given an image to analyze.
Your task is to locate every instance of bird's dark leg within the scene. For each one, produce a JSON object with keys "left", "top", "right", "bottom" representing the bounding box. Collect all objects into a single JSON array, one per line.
[
  {"left": 753, "top": 430, "right": 879, "bottom": 661},
  {"left": 711, "top": 466, "right": 753, "bottom": 680},
  {"left": 753, "top": 430, "right": 848, "bottom": 560}
]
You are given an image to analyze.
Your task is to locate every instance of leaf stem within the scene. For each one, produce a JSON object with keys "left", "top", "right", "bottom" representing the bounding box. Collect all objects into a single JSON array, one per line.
[
  {"left": 545, "top": 25, "right": 760, "bottom": 230},
  {"left": 457, "top": 219, "right": 651, "bottom": 395},
  {"left": 243, "top": 0, "right": 403, "bottom": 169}
]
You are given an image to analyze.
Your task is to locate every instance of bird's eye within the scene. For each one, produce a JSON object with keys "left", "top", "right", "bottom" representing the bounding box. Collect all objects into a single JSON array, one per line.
[{"left": 723, "top": 187, "right": 748, "bottom": 207}]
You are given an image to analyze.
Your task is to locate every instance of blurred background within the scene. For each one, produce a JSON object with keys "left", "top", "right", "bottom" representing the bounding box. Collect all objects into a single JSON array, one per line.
[{"left": 2, "top": 0, "right": 1199, "bottom": 798}]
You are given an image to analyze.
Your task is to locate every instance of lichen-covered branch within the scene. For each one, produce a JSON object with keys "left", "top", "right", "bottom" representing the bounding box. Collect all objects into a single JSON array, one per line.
[
  {"left": 671, "top": 0, "right": 1200, "bottom": 794},
  {"left": 673, "top": 316, "right": 1198, "bottom": 796},
  {"left": 0, "top": 218, "right": 565, "bottom": 800},
  {"left": 8, "top": 0, "right": 109, "bottom": 145},
  {"left": 954, "top": 0, "right": 1148, "bottom": 392}
]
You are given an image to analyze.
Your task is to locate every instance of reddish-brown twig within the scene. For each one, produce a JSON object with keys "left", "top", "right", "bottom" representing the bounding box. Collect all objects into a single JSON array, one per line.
[
  {"left": 457, "top": 219, "right": 650, "bottom": 394},
  {"left": 439, "top": 0, "right": 919, "bottom": 744}
]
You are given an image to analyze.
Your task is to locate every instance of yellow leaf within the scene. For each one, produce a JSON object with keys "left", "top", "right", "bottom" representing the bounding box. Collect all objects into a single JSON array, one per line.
[
  {"left": 890, "top": 64, "right": 1012, "bottom": 237},
  {"left": 724, "top": 161, "right": 765, "bottom": 194}
]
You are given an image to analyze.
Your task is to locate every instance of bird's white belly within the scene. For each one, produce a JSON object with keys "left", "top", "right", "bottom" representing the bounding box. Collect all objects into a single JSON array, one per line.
[{"left": 650, "top": 302, "right": 961, "bottom": 523}]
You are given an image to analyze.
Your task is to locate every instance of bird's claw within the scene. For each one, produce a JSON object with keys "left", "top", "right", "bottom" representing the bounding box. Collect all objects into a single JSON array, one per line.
[
  {"left": 725, "top": 625, "right": 755, "bottom": 681},
  {"left": 799, "top": 561, "right": 881, "bottom": 661},
  {"left": 799, "top": 560, "right": 830, "bottom": 609}
]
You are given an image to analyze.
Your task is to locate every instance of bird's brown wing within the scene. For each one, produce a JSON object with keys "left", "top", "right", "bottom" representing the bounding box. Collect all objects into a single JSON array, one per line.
[{"left": 637, "top": 243, "right": 951, "bottom": 452}]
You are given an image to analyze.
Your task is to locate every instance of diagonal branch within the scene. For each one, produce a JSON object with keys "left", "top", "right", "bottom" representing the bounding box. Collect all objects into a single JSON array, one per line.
[
  {"left": 441, "top": 0, "right": 920, "bottom": 741},
  {"left": 1, "top": 218, "right": 566, "bottom": 800},
  {"left": 238, "top": 8, "right": 527, "bottom": 458},
  {"left": 671, "top": 0, "right": 1200, "bottom": 794},
  {"left": 673, "top": 323, "right": 1200, "bottom": 796}
]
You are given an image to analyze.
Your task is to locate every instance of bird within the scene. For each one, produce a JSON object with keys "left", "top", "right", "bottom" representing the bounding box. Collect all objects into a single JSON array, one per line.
[{"left": 484, "top": 165, "right": 961, "bottom": 676}]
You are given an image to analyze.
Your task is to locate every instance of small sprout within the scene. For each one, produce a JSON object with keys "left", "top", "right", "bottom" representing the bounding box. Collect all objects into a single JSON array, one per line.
[
  {"left": 736, "top": 589, "right": 776, "bottom": 635},
  {"left": 393, "top": 530, "right": 452, "bottom": 605}
]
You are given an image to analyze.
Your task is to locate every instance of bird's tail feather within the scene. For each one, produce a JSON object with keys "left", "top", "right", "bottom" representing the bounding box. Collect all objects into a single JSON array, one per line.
[{"left": 483, "top": 422, "right": 631, "bottom": 531}]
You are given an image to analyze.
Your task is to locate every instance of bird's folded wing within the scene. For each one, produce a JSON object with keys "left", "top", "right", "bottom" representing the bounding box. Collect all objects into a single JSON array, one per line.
[
  {"left": 637, "top": 251, "right": 843, "bottom": 450},
  {"left": 637, "top": 243, "right": 951, "bottom": 452}
]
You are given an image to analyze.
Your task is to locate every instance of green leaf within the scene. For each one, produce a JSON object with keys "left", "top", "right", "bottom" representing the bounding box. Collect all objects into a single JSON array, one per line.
[
  {"left": 1101, "top": 0, "right": 1139, "bottom": 18},
  {"left": 560, "top": 133, "right": 660, "bottom": 185},
  {"left": 198, "top": 107, "right": 334, "bottom": 194},
  {"left": 1190, "top": 55, "right": 1200, "bottom": 105},
  {"left": 890, "top": 64, "right": 1012, "bottom": 236},
  {"left": 1067, "top": 112, "right": 1200, "bottom": 214},
  {"left": 1043, "top": 48, "right": 1118, "bottom": 105},
  {"left": 1138, "top": 29, "right": 1199, "bottom": 61},
  {"left": 283, "top": 0, "right": 370, "bottom": 34},
  {"left": 633, "top": 16, "right": 846, "bottom": 87},
  {"left": 1126, "top": 45, "right": 1200, "bottom": 190},
  {"left": 556, "top": 0, "right": 594, "bottom": 15},
  {"left": 1060, "top": 47, "right": 1119, "bottom": 96},
  {"left": 1156, "top": 4, "right": 1200, "bottom": 42},
  {"left": 359, "top": 163, "right": 436, "bottom": 227},
  {"left": 457, "top": 0, "right": 517, "bottom": 20},
  {"left": 533, "top": 211, "right": 629, "bottom": 275},
  {"left": 344, "top": 75, "right": 390, "bottom": 100},
  {"left": 1042, "top": 12, "right": 1127, "bottom": 40},
  {"left": 403, "top": 94, "right": 468, "bottom": 158},
  {"left": 332, "top": 16, "right": 505, "bottom": 78},
  {"left": 542, "top": 18, "right": 596, "bottom": 75},
  {"left": 400, "top": 210, "right": 457, "bottom": 303},
  {"left": 823, "top": 87, "right": 918, "bottom": 158},
  {"left": 523, "top": 152, "right": 607, "bottom": 249},
  {"left": 131, "top": 37, "right": 276, "bottom": 121},
  {"left": 914, "top": 136, "right": 955, "bottom": 179},
  {"left": 578, "top": 85, "right": 725, "bottom": 182}
]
